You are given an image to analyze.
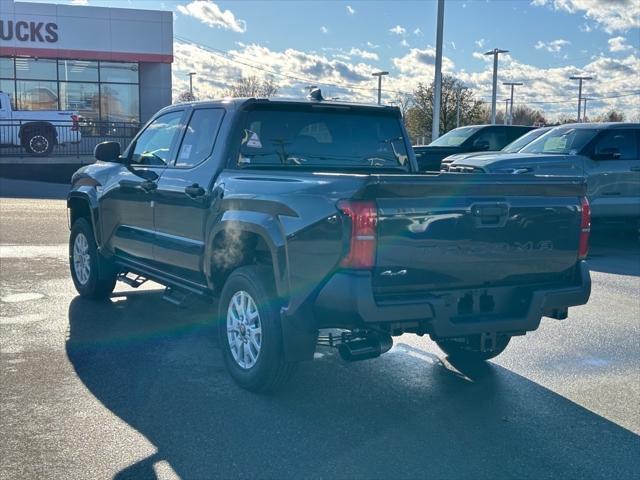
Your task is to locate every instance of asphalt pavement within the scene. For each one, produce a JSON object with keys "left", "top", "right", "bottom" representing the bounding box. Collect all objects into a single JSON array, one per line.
[{"left": 1, "top": 184, "right": 639, "bottom": 479}]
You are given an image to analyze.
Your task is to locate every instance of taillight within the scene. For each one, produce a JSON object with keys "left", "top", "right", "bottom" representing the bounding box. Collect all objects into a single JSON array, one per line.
[
  {"left": 578, "top": 196, "right": 590, "bottom": 260},
  {"left": 337, "top": 200, "right": 377, "bottom": 269},
  {"left": 71, "top": 114, "right": 79, "bottom": 131}
]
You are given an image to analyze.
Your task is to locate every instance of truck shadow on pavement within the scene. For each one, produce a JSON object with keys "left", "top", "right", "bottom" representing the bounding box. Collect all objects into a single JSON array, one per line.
[
  {"left": 587, "top": 230, "right": 640, "bottom": 277},
  {"left": 66, "top": 292, "right": 640, "bottom": 480}
]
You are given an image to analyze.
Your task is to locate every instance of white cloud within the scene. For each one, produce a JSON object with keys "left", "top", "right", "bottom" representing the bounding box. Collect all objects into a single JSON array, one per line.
[
  {"left": 531, "top": 0, "right": 640, "bottom": 33},
  {"left": 413, "top": 28, "right": 422, "bottom": 36},
  {"left": 400, "top": 39, "right": 409, "bottom": 47},
  {"left": 579, "top": 22, "right": 592, "bottom": 32},
  {"left": 389, "top": 25, "right": 406, "bottom": 35},
  {"left": 177, "top": 1, "right": 246, "bottom": 33},
  {"left": 475, "top": 38, "right": 486, "bottom": 48},
  {"left": 450, "top": 41, "right": 456, "bottom": 50},
  {"left": 367, "top": 41, "right": 380, "bottom": 49},
  {"left": 320, "top": 25, "right": 328, "bottom": 34},
  {"left": 393, "top": 46, "right": 455, "bottom": 75},
  {"left": 608, "top": 36, "right": 633, "bottom": 52},
  {"left": 349, "top": 48, "right": 379, "bottom": 61},
  {"left": 346, "top": 5, "right": 355, "bottom": 15},
  {"left": 534, "top": 38, "right": 571, "bottom": 52}
]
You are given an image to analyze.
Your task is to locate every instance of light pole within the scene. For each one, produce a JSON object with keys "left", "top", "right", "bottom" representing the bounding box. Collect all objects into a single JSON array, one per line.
[
  {"left": 484, "top": 48, "right": 509, "bottom": 124},
  {"left": 503, "top": 81, "right": 523, "bottom": 125},
  {"left": 455, "top": 85, "right": 468, "bottom": 128},
  {"left": 187, "top": 72, "right": 196, "bottom": 96},
  {"left": 372, "top": 71, "right": 389, "bottom": 105},
  {"left": 570, "top": 75, "right": 592, "bottom": 122},
  {"left": 432, "top": 0, "right": 445, "bottom": 140}
]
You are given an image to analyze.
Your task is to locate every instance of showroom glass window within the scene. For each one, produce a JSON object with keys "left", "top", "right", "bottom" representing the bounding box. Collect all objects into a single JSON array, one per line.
[
  {"left": 0, "top": 57, "right": 140, "bottom": 123},
  {"left": 99, "top": 62, "right": 139, "bottom": 123}
]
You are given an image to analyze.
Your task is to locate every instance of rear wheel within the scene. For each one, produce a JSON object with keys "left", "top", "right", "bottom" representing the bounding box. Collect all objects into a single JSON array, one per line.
[
  {"left": 69, "top": 218, "right": 117, "bottom": 299},
  {"left": 219, "top": 266, "right": 297, "bottom": 392},
  {"left": 434, "top": 334, "right": 511, "bottom": 363},
  {"left": 23, "top": 130, "right": 54, "bottom": 156}
]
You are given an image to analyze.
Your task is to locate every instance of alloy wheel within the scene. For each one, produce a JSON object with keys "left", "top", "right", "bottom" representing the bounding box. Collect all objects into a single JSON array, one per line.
[
  {"left": 226, "top": 290, "right": 262, "bottom": 369},
  {"left": 73, "top": 232, "right": 91, "bottom": 285}
]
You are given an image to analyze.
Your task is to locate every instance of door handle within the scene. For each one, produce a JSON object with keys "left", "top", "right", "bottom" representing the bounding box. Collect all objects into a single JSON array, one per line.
[
  {"left": 630, "top": 167, "right": 640, "bottom": 172},
  {"left": 139, "top": 180, "right": 157, "bottom": 193},
  {"left": 185, "top": 184, "right": 206, "bottom": 198}
]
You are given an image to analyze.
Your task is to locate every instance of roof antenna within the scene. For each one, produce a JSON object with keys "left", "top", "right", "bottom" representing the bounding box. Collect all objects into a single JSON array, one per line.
[{"left": 308, "top": 88, "right": 323, "bottom": 101}]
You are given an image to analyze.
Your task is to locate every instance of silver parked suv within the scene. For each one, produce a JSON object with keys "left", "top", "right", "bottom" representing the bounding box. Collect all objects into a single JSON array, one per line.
[{"left": 444, "top": 123, "right": 640, "bottom": 227}]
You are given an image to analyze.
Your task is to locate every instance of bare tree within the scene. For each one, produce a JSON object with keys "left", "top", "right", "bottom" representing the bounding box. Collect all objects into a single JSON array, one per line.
[
  {"left": 404, "top": 76, "right": 484, "bottom": 143},
  {"left": 226, "top": 76, "right": 279, "bottom": 98},
  {"left": 391, "top": 93, "right": 414, "bottom": 119},
  {"left": 175, "top": 91, "right": 197, "bottom": 103},
  {"left": 479, "top": 104, "right": 546, "bottom": 126},
  {"left": 596, "top": 110, "right": 625, "bottom": 122}
]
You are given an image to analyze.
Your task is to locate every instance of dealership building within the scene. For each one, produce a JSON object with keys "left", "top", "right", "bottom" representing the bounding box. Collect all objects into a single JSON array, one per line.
[{"left": 0, "top": 0, "right": 173, "bottom": 125}]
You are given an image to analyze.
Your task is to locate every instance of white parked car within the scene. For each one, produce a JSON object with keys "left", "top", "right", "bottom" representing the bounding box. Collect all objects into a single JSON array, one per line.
[{"left": 0, "top": 91, "right": 82, "bottom": 156}]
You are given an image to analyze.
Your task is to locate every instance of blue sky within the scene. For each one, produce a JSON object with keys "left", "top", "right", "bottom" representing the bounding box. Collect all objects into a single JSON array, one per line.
[{"left": 30, "top": 0, "right": 640, "bottom": 119}]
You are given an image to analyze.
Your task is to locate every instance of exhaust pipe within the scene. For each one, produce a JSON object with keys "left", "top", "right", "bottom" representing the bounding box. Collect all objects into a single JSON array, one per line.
[{"left": 338, "top": 332, "right": 393, "bottom": 362}]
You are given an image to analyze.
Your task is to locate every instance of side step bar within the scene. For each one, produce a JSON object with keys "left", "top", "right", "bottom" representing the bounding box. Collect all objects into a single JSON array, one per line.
[
  {"left": 162, "top": 287, "right": 198, "bottom": 308},
  {"left": 117, "top": 272, "right": 148, "bottom": 288}
]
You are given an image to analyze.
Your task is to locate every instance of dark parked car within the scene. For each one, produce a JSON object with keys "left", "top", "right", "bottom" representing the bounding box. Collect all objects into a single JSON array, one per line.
[
  {"left": 67, "top": 97, "right": 591, "bottom": 392},
  {"left": 441, "top": 126, "right": 552, "bottom": 171},
  {"left": 438, "top": 123, "right": 640, "bottom": 226},
  {"left": 414, "top": 124, "right": 535, "bottom": 171}
]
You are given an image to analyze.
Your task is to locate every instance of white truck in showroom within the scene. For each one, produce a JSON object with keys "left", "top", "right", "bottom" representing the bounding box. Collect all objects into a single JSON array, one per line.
[{"left": 0, "top": 91, "right": 81, "bottom": 156}]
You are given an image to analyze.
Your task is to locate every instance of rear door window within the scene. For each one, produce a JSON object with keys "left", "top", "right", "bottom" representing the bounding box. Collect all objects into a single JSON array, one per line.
[
  {"left": 591, "top": 129, "right": 638, "bottom": 160},
  {"left": 472, "top": 127, "right": 508, "bottom": 150},
  {"left": 175, "top": 108, "right": 225, "bottom": 168}
]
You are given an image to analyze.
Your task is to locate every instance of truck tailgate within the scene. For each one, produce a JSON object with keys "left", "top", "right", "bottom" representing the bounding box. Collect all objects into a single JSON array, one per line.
[{"left": 360, "top": 174, "right": 585, "bottom": 295}]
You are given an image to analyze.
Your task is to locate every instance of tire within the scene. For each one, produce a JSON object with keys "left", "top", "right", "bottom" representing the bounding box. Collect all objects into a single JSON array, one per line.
[
  {"left": 69, "top": 218, "right": 117, "bottom": 299},
  {"left": 434, "top": 334, "right": 511, "bottom": 363},
  {"left": 219, "top": 265, "right": 297, "bottom": 392},
  {"left": 23, "top": 129, "right": 55, "bottom": 156}
]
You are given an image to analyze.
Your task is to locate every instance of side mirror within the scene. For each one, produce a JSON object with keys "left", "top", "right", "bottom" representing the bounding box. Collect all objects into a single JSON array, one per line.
[
  {"left": 94, "top": 141, "right": 122, "bottom": 162},
  {"left": 593, "top": 147, "right": 621, "bottom": 160},
  {"left": 473, "top": 140, "right": 490, "bottom": 151}
]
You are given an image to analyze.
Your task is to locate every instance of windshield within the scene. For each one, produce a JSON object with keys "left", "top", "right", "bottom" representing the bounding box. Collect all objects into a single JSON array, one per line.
[
  {"left": 428, "top": 126, "right": 481, "bottom": 147},
  {"left": 501, "top": 128, "right": 550, "bottom": 153},
  {"left": 236, "top": 107, "right": 409, "bottom": 171},
  {"left": 520, "top": 126, "right": 598, "bottom": 155}
]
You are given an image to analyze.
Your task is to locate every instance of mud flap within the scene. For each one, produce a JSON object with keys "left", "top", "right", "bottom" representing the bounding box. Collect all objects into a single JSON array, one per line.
[{"left": 280, "top": 305, "right": 318, "bottom": 362}]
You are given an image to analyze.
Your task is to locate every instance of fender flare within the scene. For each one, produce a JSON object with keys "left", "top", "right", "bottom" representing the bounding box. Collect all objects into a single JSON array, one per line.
[
  {"left": 204, "top": 210, "right": 289, "bottom": 297},
  {"left": 19, "top": 121, "right": 58, "bottom": 143},
  {"left": 67, "top": 188, "right": 102, "bottom": 247}
]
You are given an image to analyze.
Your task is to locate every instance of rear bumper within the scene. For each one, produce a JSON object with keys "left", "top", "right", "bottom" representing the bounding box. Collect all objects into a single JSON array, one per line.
[{"left": 312, "top": 261, "right": 591, "bottom": 338}]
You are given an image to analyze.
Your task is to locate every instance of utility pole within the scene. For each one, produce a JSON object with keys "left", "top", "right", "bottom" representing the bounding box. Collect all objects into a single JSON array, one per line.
[
  {"left": 503, "top": 81, "right": 523, "bottom": 125},
  {"left": 582, "top": 97, "right": 590, "bottom": 122},
  {"left": 372, "top": 71, "right": 389, "bottom": 105},
  {"left": 570, "top": 75, "right": 592, "bottom": 122},
  {"left": 456, "top": 85, "right": 468, "bottom": 128},
  {"left": 504, "top": 99, "right": 510, "bottom": 125},
  {"left": 484, "top": 48, "right": 509, "bottom": 124},
  {"left": 432, "top": 0, "right": 445, "bottom": 140},
  {"left": 187, "top": 72, "right": 196, "bottom": 96}
]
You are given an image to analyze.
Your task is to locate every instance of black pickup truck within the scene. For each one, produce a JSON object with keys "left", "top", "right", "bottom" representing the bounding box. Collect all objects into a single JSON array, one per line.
[{"left": 68, "top": 96, "right": 591, "bottom": 392}]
